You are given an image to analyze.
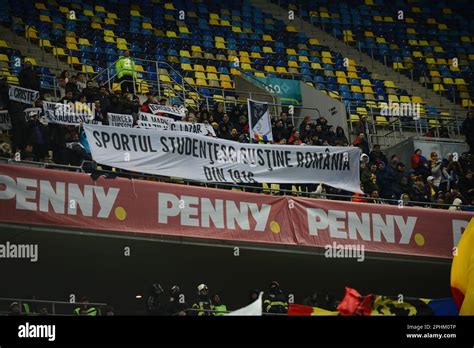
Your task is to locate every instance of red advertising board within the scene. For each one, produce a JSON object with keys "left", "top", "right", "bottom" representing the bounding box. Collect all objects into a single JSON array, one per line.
[{"left": 0, "top": 164, "right": 472, "bottom": 258}]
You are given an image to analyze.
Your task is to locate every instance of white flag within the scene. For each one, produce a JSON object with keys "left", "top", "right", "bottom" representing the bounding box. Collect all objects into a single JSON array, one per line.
[
  {"left": 227, "top": 292, "right": 263, "bottom": 316},
  {"left": 247, "top": 99, "right": 273, "bottom": 142}
]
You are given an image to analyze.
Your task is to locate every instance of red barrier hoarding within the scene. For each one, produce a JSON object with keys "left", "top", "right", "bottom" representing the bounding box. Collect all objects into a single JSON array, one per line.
[{"left": 0, "top": 164, "right": 472, "bottom": 259}]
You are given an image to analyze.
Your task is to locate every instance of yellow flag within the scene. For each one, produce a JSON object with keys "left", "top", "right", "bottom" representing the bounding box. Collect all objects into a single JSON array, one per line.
[{"left": 451, "top": 218, "right": 474, "bottom": 315}]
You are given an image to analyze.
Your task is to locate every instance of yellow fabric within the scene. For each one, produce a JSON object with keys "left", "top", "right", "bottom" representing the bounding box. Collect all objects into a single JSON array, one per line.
[{"left": 451, "top": 218, "right": 474, "bottom": 315}]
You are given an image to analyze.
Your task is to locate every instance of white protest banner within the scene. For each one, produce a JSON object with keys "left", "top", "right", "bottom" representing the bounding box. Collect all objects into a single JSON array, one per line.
[
  {"left": 0, "top": 110, "right": 11, "bottom": 130},
  {"left": 148, "top": 104, "right": 186, "bottom": 118},
  {"left": 24, "top": 108, "right": 42, "bottom": 122},
  {"left": 139, "top": 111, "right": 174, "bottom": 126},
  {"left": 248, "top": 99, "right": 273, "bottom": 142},
  {"left": 137, "top": 120, "right": 166, "bottom": 130},
  {"left": 8, "top": 86, "right": 39, "bottom": 105},
  {"left": 108, "top": 113, "right": 134, "bottom": 128},
  {"left": 83, "top": 124, "right": 361, "bottom": 191}
]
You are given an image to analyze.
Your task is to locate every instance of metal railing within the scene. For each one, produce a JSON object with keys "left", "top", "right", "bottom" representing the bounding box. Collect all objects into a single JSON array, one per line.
[
  {"left": 0, "top": 297, "right": 107, "bottom": 316},
  {"left": 1, "top": 158, "right": 471, "bottom": 211}
]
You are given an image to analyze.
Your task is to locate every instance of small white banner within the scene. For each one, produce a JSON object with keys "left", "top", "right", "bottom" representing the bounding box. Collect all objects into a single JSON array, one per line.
[
  {"left": 148, "top": 104, "right": 186, "bottom": 118},
  {"left": 108, "top": 113, "right": 134, "bottom": 128},
  {"left": 8, "top": 86, "right": 39, "bottom": 105}
]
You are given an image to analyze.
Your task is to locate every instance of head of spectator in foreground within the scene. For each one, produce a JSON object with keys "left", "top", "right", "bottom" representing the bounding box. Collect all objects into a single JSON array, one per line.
[
  {"left": 9, "top": 302, "right": 20, "bottom": 315},
  {"left": 146, "top": 93, "right": 155, "bottom": 103},
  {"left": 211, "top": 294, "right": 221, "bottom": 306},
  {"left": 401, "top": 193, "right": 410, "bottom": 204},
  {"left": 124, "top": 50, "right": 130, "bottom": 57},
  {"left": 396, "top": 162, "right": 406, "bottom": 173},
  {"left": 280, "top": 111, "right": 288, "bottom": 121},
  {"left": 159, "top": 98, "right": 167, "bottom": 105},
  {"left": 23, "top": 60, "right": 33, "bottom": 70},
  {"left": 430, "top": 151, "right": 439, "bottom": 163},
  {"left": 197, "top": 283, "right": 209, "bottom": 298},
  {"left": 269, "top": 281, "right": 282, "bottom": 295},
  {"left": 222, "top": 113, "right": 230, "bottom": 124}
]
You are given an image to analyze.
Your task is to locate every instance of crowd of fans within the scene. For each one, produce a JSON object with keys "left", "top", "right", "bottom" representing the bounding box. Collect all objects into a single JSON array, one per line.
[
  {"left": 0, "top": 61, "right": 472, "bottom": 210},
  {"left": 6, "top": 281, "right": 336, "bottom": 316}
]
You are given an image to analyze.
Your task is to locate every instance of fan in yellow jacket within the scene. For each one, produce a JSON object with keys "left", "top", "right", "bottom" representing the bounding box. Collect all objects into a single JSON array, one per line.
[{"left": 115, "top": 50, "right": 136, "bottom": 93}]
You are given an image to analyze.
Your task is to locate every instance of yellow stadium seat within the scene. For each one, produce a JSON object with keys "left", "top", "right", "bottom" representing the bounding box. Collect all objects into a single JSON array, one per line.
[
  {"left": 221, "top": 81, "right": 234, "bottom": 89},
  {"left": 82, "top": 65, "right": 95, "bottom": 73},
  {"left": 241, "top": 63, "right": 252, "bottom": 70},
  {"left": 209, "top": 19, "right": 220, "bottom": 25},
  {"left": 53, "top": 47, "right": 66, "bottom": 56},
  {"left": 184, "top": 77, "right": 195, "bottom": 85},
  {"left": 411, "top": 96, "right": 423, "bottom": 104},
  {"left": 388, "top": 95, "right": 399, "bottom": 103},
  {"left": 215, "top": 42, "right": 226, "bottom": 49},
  {"left": 181, "top": 63, "right": 192, "bottom": 71},
  {"left": 95, "top": 5, "right": 106, "bottom": 12},
  {"left": 350, "top": 114, "right": 360, "bottom": 123},
  {"left": 262, "top": 46, "right": 274, "bottom": 53},
  {"left": 39, "top": 15, "right": 51, "bottom": 22},
  {"left": 362, "top": 86, "right": 374, "bottom": 94},
  {"left": 117, "top": 43, "right": 128, "bottom": 50},
  {"left": 209, "top": 13, "right": 220, "bottom": 19},
  {"left": 0, "top": 54, "right": 9, "bottom": 62},
  {"left": 232, "top": 26, "right": 242, "bottom": 33},
  {"left": 0, "top": 40, "right": 9, "bottom": 48},
  {"left": 337, "top": 77, "right": 348, "bottom": 84},
  {"left": 39, "top": 39, "right": 52, "bottom": 48},
  {"left": 130, "top": 10, "right": 140, "bottom": 17},
  {"left": 384, "top": 80, "right": 396, "bottom": 88},
  {"left": 26, "top": 28, "right": 38, "bottom": 40},
  {"left": 78, "top": 38, "right": 91, "bottom": 45},
  {"left": 35, "top": 3, "right": 46, "bottom": 10},
  {"left": 166, "top": 31, "right": 177, "bottom": 38},
  {"left": 351, "top": 85, "right": 362, "bottom": 93},
  {"left": 195, "top": 72, "right": 206, "bottom": 80},
  {"left": 67, "top": 56, "right": 80, "bottom": 65},
  {"left": 104, "top": 18, "right": 115, "bottom": 25},
  {"left": 164, "top": 2, "right": 175, "bottom": 10},
  {"left": 207, "top": 73, "right": 218, "bottom": 81},
  {"left": 220, "top": 74, "right": 231, "bottom": 82},
  {"left": 288, "top": 61, "right": 299, "bottom": 68},
  {"left": 375, "top": 116, "right": 388, "bottom": 125},
  {"left": 262, "top": 35, "right": 273, "bottom": 41},
  {"left": 455, "top": 78, "right": 467, "bottom": 85},
  {"left": 254, "top": 72, "right": 265, "bottom": 78},
  {"left": 276, "top": 67, "right": 288, "bottom": 73},
  {"left": 66, "top": 43, "right": 79, "bottom": 51},
  {"left": 322, "top": 57, "right": 333, "bottom": 64},
  {"left": 230, "top": 68, "right": 241, "bottom": 75},
  {"left": 251, "top": 52, "right": 262, "bottom": 59},
  {"left": 264, "top": 66, "right": 275, "bottom": 73},
  {"left": 91, "top": 23, "right": 102, "bottom": 30},
  {"left": 83, "top": 9, "right": 94, "bottom": 16},
  {"left": 356, "top": 107, "right": 368, "bottom": 115},
  {"left": 221, "top": 20, "right": 231, "bottom": 26},
  {"left": 335, "top": 71, "right": 346, "bottom": 78},
  {"left": 311, "top": 62, "right": 322, "bottom": 70},
  {"left": 195, "top": 79, "right": 207, "bottom": 87},
  {"left": 179, "top": 50, "right": 191, "bottom": 58},
  {"left": 159, "top": 74, "right": 171, "bottom": 83},
  {"left": 191, "top": 46, "right": 202, "bottom": 53},
  {"left": 308, "top": 38, "right": 320, "bottom": 45}
]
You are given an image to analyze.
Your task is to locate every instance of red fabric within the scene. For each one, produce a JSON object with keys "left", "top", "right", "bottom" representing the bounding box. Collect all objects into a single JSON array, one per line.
[
  {"left": 0, "top": 164, "right": 472, "bottom": 259},
  {"left": 288, "top": 304, "right": 313, "bottom": 316},
  {"left": 451, "top": 287, "right": 465, "bottom": 310},
  {"left": 411, "top": 154, "right": 421, "bottom": 169},
  {"left": 337, "top": 287, "right": 373, "bottom": 316}
]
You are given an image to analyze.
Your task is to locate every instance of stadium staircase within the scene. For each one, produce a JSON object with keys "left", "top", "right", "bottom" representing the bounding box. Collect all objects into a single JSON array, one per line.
[{"left": 249, "top": 0, "right": 467, "bottom": 147}]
